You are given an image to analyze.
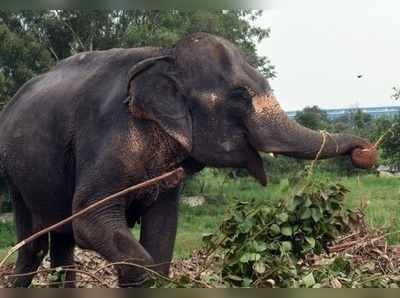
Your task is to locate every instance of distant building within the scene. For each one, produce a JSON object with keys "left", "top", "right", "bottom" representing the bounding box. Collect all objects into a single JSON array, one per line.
[{"left": 287, "top": 106, "right": 400, "bottom": 120}]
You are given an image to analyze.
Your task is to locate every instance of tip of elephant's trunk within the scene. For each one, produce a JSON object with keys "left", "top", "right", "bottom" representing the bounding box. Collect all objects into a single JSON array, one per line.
[{"left": 351, "top": 146, "right": 378, "bottom": 169}]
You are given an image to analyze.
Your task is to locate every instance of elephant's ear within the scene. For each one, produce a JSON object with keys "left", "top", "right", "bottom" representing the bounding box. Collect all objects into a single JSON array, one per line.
[{"left": 126, "top": 56, "right": 192, "bottom": 152}]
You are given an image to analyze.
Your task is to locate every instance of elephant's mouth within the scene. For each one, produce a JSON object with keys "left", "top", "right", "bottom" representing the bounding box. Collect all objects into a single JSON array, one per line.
[
  {"left": 216, "top": 138, "right": 267, "bottom": 186},
  {"left": 245, "top": 145, "right": 268, "bottom": 186},
  {"left": 239, "top": 127, "right": 267, "bottom": 186}
]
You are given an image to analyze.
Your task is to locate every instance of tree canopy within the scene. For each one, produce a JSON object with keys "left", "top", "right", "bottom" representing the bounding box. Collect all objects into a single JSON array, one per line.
[
  {"left": 0, "top": 10, "right": 274, "bottom": 106},
  {"left": 294, "top": 105, "right": 331, "bottom": 131}
]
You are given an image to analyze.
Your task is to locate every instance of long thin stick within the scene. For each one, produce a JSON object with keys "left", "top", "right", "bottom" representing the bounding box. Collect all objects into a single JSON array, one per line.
[
  {"left": 0, "top": 167, "right": 184, "bottom": 267},
  {"left": 6, "top": 267, "right": 108, "bottom": 287}
]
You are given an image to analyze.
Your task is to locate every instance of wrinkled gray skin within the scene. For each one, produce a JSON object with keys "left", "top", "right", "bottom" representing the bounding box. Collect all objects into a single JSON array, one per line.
[{"left": 0, "top": 33, "right": 371, "bottom": 287}]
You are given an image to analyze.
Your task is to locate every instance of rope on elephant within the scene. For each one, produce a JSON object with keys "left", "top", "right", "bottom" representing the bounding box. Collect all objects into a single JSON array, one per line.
[{"left": 0, "top": 167, "right": 185, "bottom": 268}]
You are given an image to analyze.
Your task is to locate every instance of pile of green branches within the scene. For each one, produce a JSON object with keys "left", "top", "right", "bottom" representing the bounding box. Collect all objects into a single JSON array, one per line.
[{"left": 166, "top": 182, "right": 400, "bottom": 288}]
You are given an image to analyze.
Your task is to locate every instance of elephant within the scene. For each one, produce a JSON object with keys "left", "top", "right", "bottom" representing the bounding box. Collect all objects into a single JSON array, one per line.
[{"left": 0, "top": 32, "right": 372, "bottom": 287}]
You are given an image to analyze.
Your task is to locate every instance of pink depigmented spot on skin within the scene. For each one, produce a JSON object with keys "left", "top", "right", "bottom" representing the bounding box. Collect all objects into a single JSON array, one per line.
[
  {"left": 119, "top": 122, "right": 147, "bottom": 168},
  {"left": 205, "top": 92, "right": 219, "bottom": 108},
  {"left": 196, "top": 91, "right": 221, "bottom": 114},
  {"left": 173, "top": 133, "right": 191, "bottom": 152},
  {"left": 210, "top": 93, "right": 218, "bottom": 103},
  {"left": 252, "top": 94, "right": 282, "bottom": 116},
  {"left": 126, "top": 124, "right": 146, "bottom": 153}
]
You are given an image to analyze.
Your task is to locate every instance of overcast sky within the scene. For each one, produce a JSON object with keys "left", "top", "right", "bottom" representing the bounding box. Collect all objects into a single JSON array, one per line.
[{"left": 255, "top": 1, "right": 400, "bottom": 111}]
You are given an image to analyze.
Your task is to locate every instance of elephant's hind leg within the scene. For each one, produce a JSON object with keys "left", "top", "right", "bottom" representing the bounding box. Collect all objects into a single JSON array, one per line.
[
  {"left": 8, "top": 185, "right": 49, "bottom": 287},
  {"left": 49, "top": 232, "right": 76, "bottom": 287}
]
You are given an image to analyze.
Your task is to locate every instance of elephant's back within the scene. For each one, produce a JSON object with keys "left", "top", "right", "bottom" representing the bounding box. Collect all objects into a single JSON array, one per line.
[
  {"left": 0, "top": 47, "right": 162, "bottom": 170},
  {"left": 0, "top": 47, "right": 161, "bottom": 141},
  {"left": 0, "top": 64, "right": 80, "bottom": 151}
]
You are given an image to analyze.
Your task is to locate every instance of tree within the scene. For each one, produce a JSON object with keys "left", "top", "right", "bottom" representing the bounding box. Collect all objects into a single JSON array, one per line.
[
  {"left": 379, "top": 115, "right": 400, "bottom": 169},
  {"left": 295, "top": 105, "right": 331, "bottom": 130},
  {"left": 123, "top": 10, "right": 275, "bottom": 78},
  {"left": 0, "top": 24, "right": 54, "bottom": 106},
  {"left": 352, "top": 109, "right": 372, "bottom": 130},
  {"left": 0, "top": 10, "right": 274, "bottom": 107},
  {"left": 392, "top": 86, "right": 400, "bottom": 100},
  {"left": 379, "top": 87, "right": 400, "bottom": 168}
]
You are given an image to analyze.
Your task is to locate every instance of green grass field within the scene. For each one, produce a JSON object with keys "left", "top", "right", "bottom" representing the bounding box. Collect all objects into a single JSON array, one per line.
[{"left": 1, "top": 168, "right": 399, "bottom": 262}]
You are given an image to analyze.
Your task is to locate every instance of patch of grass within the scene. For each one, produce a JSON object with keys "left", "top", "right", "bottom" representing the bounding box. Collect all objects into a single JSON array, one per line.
[
  {"left": 0, "top": 221, "right": 15, "bottom": 248},
  {"left": 340, "top": 175, "right": 400, "bottom": 244},
  {"left": 0, "top": 221, "right": 16, "bottom": 264},
  {"left": 0, "top": 247, "right": 17, "bottom": 264}
]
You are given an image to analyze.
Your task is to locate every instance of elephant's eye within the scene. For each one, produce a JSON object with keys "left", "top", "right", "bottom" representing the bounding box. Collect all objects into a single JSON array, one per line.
[{"left": 231, "top": 87, "right": 252, "bottom": 101}]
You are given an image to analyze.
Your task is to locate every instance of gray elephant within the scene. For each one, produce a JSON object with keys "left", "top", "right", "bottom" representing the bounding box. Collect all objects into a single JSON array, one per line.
[{"left": 0, "top": 32, "right": 372, "bottom": 287}]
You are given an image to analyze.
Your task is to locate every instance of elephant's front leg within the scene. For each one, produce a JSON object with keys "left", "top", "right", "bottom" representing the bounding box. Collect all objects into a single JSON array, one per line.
[
  {"left": 73, "top": 205, "right": 155, "bottom": 287},
  {"left": 72, "top": 183, "right": 155, "bottom": 288},
  {"left": 140, "top": 184, "right": 181, "bottom": 275}
]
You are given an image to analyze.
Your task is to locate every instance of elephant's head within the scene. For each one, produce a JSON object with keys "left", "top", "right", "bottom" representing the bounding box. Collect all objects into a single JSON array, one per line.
[{"left": 127, "top": 32, "right": 373, "bottom": 185}]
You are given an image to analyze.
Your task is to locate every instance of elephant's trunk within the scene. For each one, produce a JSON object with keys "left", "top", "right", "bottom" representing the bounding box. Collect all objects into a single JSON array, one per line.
[{"left": 245, "top": 94, "right": 372, "bottom": 160}]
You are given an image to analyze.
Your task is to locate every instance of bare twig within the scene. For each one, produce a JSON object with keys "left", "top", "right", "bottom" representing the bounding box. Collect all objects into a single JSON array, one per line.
[
  {"left": 5, "top": 267, "right": 108, "bottom": 287},
  {"left": 95, "top": 261, "right": 213, "bottom": 288},
  {"left": 329, "top": 230, "right": 400, "bottom": 253},
  {"left": 336, "top": 231, "right": 362, "bottom": 243},
  {"left": 94, "top": 261, "right": 174, "bottom": 284},
  {"left": 54, "top": 11, "right": 86, "bottom": 51},
  {"left": 47, "top": 45, "right": 60, "bottom": 62},
  {"left": 0, "top": 167, "right": 184, "bottom": 267}
]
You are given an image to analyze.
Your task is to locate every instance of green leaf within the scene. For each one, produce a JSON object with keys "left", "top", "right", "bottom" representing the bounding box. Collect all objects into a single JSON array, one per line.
[
  {"left": 302, "top": 272, "right": 316, "bottom": 288},
  {"left": 311, "top": 208, "right": 322, "bottom": 222},
  {"left": 304, "top": 197, "right": 312, "bottom": 207},
  {"left": 305, "top": 236, "right": 316, "bottom": 248},
  {"left": 302, "top": 225, "right": 313, "bottom": 233},
  {"left": 239, "top": 220, "right": 253, "bottom": 233},
  {"left": 241, "top": 277, "right": 253, "bottom": 287},
  {"left": 276, "top": 212, "right": 289, "bottom": 224},
  {"left": 281, "top": 241, "right": 292, "bottom": 252},
  {"left": 287, "top": 200, "right": 296, "bottom": 212},
  {"left": 300, "top": 208, "right": 312, "bottom": 220},
  {"left": 269, "top": 224, "right": 281, "bottom": 236},
  {"left": 293, "top": 196, "right": 303, "bottom": 207},
  {"left": 252, "top": 241, "right": 267, "bottom": 252},
  {"left": 253, "top": 261, "right": 266, "bottom": 274},
  {"left": 280, "top": 226, "right": 293, "bottom": 237},
  {"left": 240, "top": 253, "right": 261, "bottom": 263},
  {"left": 227, "top": 274, "right": 243, "bottom": 281},
  {"left": 234, "top": 212, "right": 245, "bottom": 223}
]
